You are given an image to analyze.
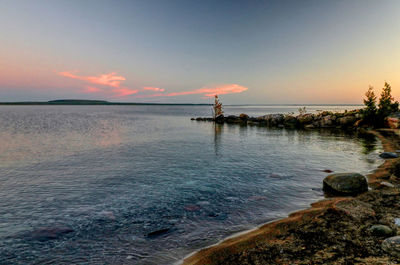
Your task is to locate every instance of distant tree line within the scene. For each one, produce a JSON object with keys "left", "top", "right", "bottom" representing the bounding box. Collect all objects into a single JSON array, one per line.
[{"left": 362, "top": 82, "right": 399, "bottom": 127}]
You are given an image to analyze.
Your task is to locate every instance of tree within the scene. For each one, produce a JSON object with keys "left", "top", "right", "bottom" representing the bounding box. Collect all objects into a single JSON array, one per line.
[
  {"left": 377, "top": 82, "right": 398, "bottom": 125},
  {"left": 362, "top": 85, "right": 377, "bottom": 124}
]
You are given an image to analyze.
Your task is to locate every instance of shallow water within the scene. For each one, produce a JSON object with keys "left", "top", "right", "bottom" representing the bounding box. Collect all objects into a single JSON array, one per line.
[{"left": 0, "top": 105, "right": 382, "bottom": 264}]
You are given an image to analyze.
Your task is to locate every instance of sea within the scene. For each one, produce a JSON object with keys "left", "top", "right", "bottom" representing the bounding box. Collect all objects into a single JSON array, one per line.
[{"left": 0, "top": 104, "right": 383, "bottom": 264}]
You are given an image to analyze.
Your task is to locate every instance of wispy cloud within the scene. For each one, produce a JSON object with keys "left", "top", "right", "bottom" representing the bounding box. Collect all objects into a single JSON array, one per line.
[
  {"left": 136, "top": 84, "right": 248, "bottom": 98},
  {"left": 58, "top": 71, "right": 247, "bottom": 99},
  {"left": 143, "top": 86, "right": 165, "bottom": 92},
  {"left": 58, "top": 71, "right": 137, "bottom": 97},
  {"left": 112, "top": 88, "right": 139, "bottom": 97},
  {"left": 58, "top": 71, "right": 126, "bottom": 88}
]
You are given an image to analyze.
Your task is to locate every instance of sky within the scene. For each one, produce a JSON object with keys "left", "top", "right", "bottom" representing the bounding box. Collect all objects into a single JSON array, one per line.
[{"left": 0, "top": 0, "right": 399, "bottom": 104}]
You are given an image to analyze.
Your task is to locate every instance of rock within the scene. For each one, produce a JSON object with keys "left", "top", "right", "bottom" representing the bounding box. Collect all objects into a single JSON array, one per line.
[
  {"left": 338, "top": 116, "right": 357, "bottom": 127},
  {"left": 394, "top": 218, "right": 400, "bottom": 227},
  {"left": 304, "top": 124, "right": 314, "bottom": 129},
  {"left": 354, "top": 119, "right": 363, "bottom": 127},
  {"left": 369, "top": 225, "right": 393, "bottom": 236},
  {"left": 387, "top": 113, "right": 400, "bottom": 129},
  {"left": 382, "top": 236, "right": 400, "bottom": 257},
  {"left": 147, "top": 228, "right": 170, "bottom": 238},
  {"left": 322, "top": 169, "right": 333, "bottom": 173},
  {"left": 335, "top": 199, "right": 375, "bottom": 220},
  {"left": 239, "top": 113, "right": 249, "bottom": 120},
  {"left": 184, "top": 205, "right": 201, "bottom": 211},
  {"left": 215, "top": 115, "right": 224, "bottom": 123},
  {"left": 323, "top": 173, "right": 368, "bottom": 195},
  {"left": 195, "top": 117, "right": 204, "bottom": 121},
  {"left": 380, "top": 181, "right": 395, "bottom": 188},
  {"left": 190, "top": 118, "right": 195, "bottom": 120},
  {"left": 225, "top": 115, "right": 239, "bottom": 123},
  {"left": 283, "top": 115, "right": 297, "bottom": 127},
  {"left": 320, "top": 115, "right": 335, "bottom": 127},
  {"left": 264, "top": 114, "right": 284, "bottom": 126},
  {"left": 26, "top": 226, "right": 74, "bottom": 241},
  {"left": 379, "top": 152, "right": 399, "bottom": 159},
  {"left": 297, "top": 114, "right": 314, "bottom": 124}
]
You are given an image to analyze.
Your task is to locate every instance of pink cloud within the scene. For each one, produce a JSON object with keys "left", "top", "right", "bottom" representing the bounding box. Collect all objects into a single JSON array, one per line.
[
  {"left": 143, "top": 86, "right": 165, "bottom": 92},
  {"left": 136, "top": 84, "right": 248, "bottom": 98},
  {"left": 58, "top": 71, "right": 138, "bottom": 97},
  {"left": 83, "top": 86, "right": 102, "bottom": 93},
  {"left": 112, "top": 88, "right": 139, "bottom": 97},
  {"left": 58, "top": 71, "right": 126, "bottom": 88}
]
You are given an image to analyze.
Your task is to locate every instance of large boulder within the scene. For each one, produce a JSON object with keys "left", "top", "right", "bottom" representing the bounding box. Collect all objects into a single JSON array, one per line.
[
  {"left": 382, "top": 236, "right": 400, "bottom": 258},
  {"left": 320, "top": 115, "right": 336, "bottom": 127},
  {"left": 338, "top": 116, "right": 357, "bottom": 127},
  {"left": 283, "top": 115, "right": 298, "bottom": 127},
  {"left": 297, "top": 114, "right": 314, "bottom": 124},
  {"left": 323, "top": 173, "right": 368, "bottom": 195},
  {"left": 225, "top": 115, "right": 238, "bottom": 123},
  {"left": 263, "top": 114, "right": 284, "bottom": 126},
  {"left": 239, "top": 113, "right": 249, "bottom": 120}
]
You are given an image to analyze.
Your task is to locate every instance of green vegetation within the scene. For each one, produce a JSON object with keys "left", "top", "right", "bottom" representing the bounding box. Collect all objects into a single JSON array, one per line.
[{"left": 362, "top": 82, "right": 399, "bottom": 127}]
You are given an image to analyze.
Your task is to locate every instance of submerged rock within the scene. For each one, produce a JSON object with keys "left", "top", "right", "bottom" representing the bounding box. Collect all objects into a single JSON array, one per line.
[
  {"left": 323, "top": 173, "right": 368, "bottom": 195},
  {"left": 369, "top": 225, "right": 393, "bottom": 237},
  {"left": 147, "top": 228, "right": 170, "bottom": 238},
  {"left": 26, "top": 226, "right": 74, "bottom": 241},
  {"left": 382, "top": 236, "right": 400, "bottom": 257},
  {"left": 379, "top": 152, "right": 399, "bottom": 159}
]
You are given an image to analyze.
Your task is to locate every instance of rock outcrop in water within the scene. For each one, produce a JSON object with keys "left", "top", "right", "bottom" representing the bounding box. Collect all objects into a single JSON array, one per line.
[{"left": 191, "top": 109, "right": 366, "bottom": 129}]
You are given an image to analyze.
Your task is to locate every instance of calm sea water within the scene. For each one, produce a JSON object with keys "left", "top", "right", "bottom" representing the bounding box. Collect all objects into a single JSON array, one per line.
[{"left": 0, "top": 105, "right": 382, "bottom": 264}]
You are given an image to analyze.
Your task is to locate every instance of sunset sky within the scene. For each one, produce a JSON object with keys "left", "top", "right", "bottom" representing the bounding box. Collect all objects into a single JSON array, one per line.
[{"left": 0, "top": 0, "right": 399, "bottom": 104}]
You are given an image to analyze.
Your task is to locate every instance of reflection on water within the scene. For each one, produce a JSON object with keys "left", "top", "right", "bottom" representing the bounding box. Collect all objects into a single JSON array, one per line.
[
  {"left": 213, "top": 123, "right": 223, "bottom": 156},
  {"left": 359, "top": 132, "right": 378, "bottom": 155},
  {"left": 0, "top": 105, "right": 383, "bottom": 265}
]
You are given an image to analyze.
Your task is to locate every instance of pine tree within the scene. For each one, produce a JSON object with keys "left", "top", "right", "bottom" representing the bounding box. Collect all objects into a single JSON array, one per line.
[
  {"left": 377, "top": 82, "right": 398, "bottom": 123},
  {"left": 362, "top": 85, "right": 377, "bottom": 124}
]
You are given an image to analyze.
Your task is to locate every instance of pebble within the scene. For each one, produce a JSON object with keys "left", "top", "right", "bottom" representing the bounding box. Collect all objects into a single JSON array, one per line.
[{"left": 381, "top": 181, "right": 395, "bottom": 188}]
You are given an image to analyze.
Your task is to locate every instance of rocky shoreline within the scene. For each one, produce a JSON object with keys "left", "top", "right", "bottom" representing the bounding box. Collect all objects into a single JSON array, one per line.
[
  {"left": 191, "top": 109, "right": 364, "bottom": 129},
  {"left": 184, "top": 114, "right": 400, "bottom": 264}
]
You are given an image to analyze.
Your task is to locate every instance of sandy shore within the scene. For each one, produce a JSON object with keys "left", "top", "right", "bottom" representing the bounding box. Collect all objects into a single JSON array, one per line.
[{"left": 183, "top": 129, "right": 400, "bottom": 265}]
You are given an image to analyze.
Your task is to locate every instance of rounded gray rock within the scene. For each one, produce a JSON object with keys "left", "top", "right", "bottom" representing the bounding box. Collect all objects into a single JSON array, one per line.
[
  {"left": 382, "top": 236, "right": 400, "bottom": 257},
  {"left": 369, "top": 225, "right": 393, "bottom": 237},
  {"left": 323, "top": 173, "right": 368, "bottom": 195},
  {"left": 379, "top": 152, "right": 399, "bottom": 159}
]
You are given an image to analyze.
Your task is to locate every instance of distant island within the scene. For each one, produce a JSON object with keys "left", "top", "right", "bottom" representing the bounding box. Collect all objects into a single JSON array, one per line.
[
  {"left": 0, "top": 99, "right": 363, "bottom": 106},
  {"left": 0, "top": 99, "right": 212, "bottom": 106}
]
